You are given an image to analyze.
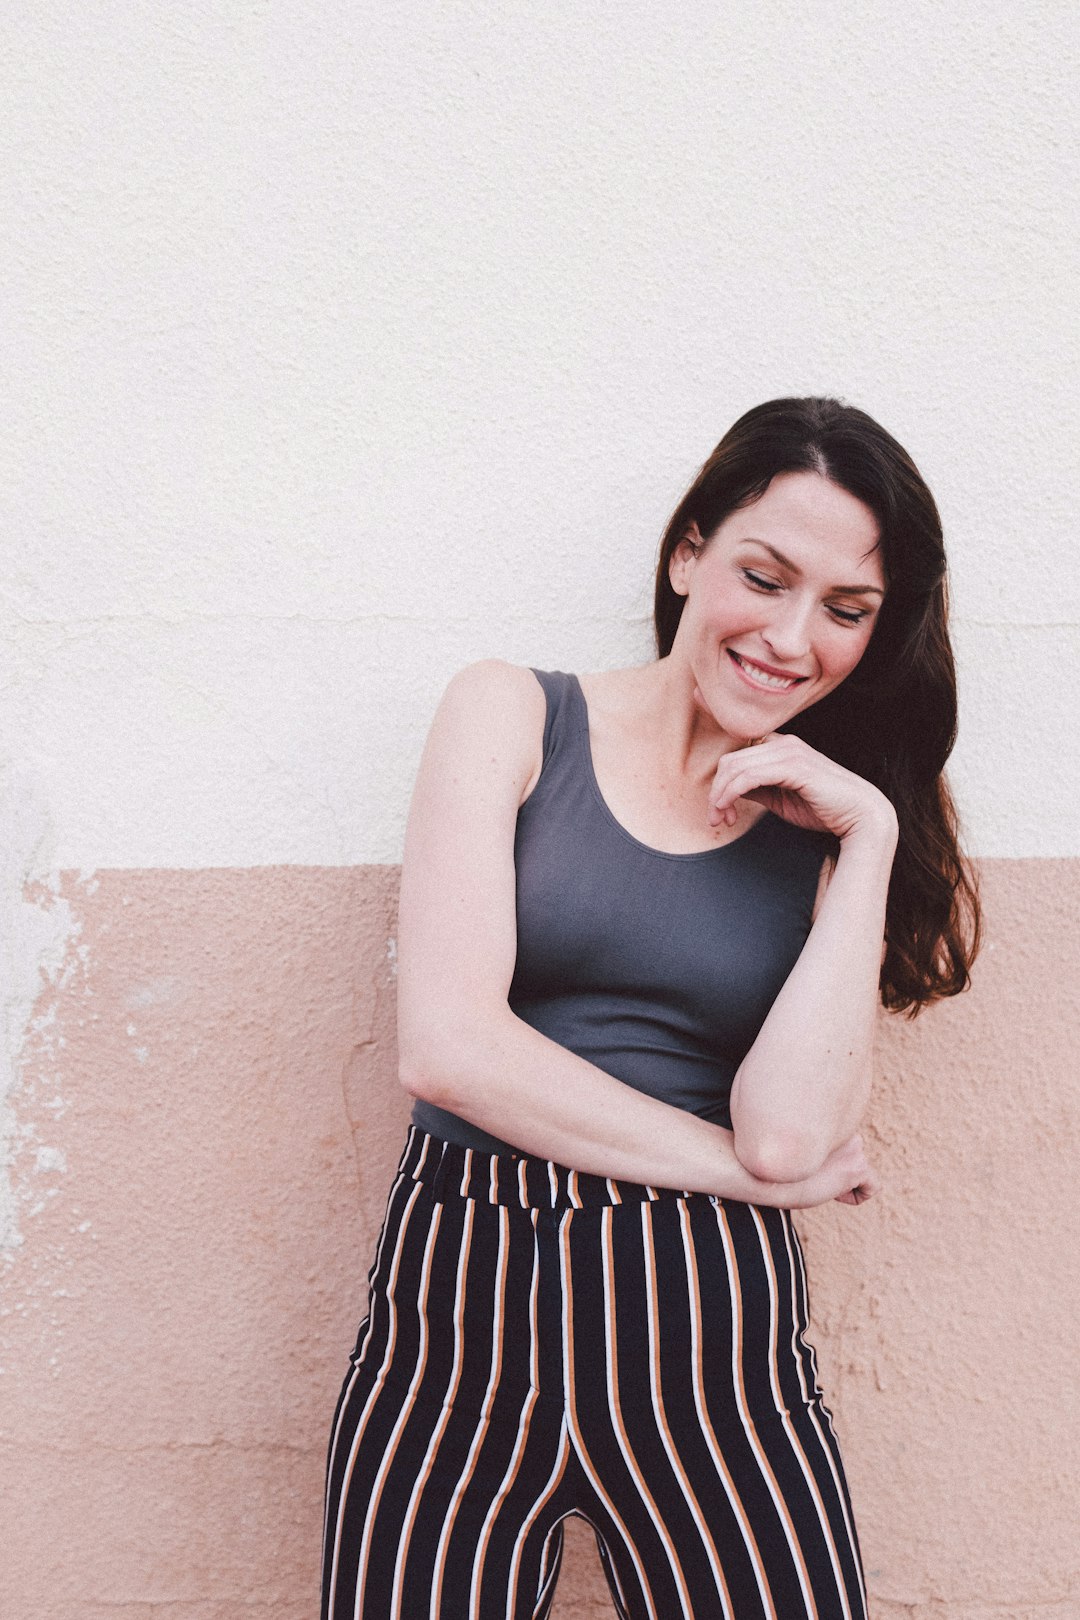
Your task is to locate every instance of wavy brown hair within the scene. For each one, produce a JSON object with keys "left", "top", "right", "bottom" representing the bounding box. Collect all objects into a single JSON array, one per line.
[{"left": 653, "top": 396, "right": 981, "bottom": 1016}]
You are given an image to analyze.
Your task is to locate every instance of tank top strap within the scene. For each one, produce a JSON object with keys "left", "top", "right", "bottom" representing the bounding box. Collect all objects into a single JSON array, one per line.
[{"left": 526, "top": 668, "right": 585, "bottom": 798}]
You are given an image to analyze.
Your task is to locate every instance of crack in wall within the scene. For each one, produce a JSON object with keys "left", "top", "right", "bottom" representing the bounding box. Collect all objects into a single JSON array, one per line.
[{"left": 339, "top": 1037, "right": 377, "bottom": 1208}]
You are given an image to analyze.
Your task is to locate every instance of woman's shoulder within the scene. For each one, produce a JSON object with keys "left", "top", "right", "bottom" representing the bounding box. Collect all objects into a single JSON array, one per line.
[
  {"left": 434, "top": 660, "right": 550, "bottom": 802},
  {"left": 440, "top": 657, "right": 550, "bottom": 713}
]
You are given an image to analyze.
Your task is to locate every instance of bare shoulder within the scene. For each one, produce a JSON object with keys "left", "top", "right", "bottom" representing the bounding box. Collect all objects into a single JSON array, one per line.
[
  {"left": 431, "top": 659, "right": 547, "bottom": 805},
  {"left": 443, "top": 656, "right": 543, "bottom": 705},
  {"left": 439, "top": 658, "right": 546, "bottom": 736}
]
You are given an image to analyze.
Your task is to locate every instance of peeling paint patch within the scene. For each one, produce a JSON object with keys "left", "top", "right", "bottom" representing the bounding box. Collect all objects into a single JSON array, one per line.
[{"left": 0, "top": 765, "right": 85, "bottom": 1257}]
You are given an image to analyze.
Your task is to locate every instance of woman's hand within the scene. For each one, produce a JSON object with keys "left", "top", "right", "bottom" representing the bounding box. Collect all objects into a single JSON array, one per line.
[
  {"left": 698, "top": 694, "right": 898, "bottom": 847},
  {"left": 752, "top": 1132, "right": 880, "bottom": 1210}
]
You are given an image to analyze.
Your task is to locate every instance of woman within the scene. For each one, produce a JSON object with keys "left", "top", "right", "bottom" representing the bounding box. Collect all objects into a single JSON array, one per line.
[{"left": 320, "top": 396, "right": 980, "bottom": 1619}]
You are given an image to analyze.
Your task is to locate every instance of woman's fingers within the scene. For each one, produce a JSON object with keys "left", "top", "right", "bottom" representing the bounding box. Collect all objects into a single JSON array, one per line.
[
  {"left": 834, "top": 1181, "right": 875, "bottom": 1206},
  {"left": 710, "top": 740, "right": 791, "bottom": 807},
  {"left": 834, "top": 1161, "right": 881, "bottom": 1205},
  {"left": 762, "top": 1135, "right": 880, "bottom": 1210},
  {"left": 821, "top": 1133, "right": 879, "bottom": 1207},
  {"left": 709, "top": 766, "right": 750, "bottom": 813},
  {"left": 708, "top": 732, "right": 890, "bottom": 843},
  {"left": 709, "top": 773, "right": 762, "bottom": 822}
]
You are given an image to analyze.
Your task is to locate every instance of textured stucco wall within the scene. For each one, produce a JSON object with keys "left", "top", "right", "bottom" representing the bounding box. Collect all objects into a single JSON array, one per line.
[
  {"left": 2, "top": 863, "right": 1078, "bottom": 1619},
  {"left": 4, "top": 2, "right": 1079, "bottom": 1616}
]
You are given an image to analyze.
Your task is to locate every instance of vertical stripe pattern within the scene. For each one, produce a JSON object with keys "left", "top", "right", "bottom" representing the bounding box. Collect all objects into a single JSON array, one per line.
[{"left": 320, "top": 1129, "right": 867, "bottom": 1619}]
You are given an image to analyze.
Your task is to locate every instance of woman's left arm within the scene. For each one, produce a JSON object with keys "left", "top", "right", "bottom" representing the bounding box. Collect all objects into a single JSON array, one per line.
[{"left": 711, "top": 730, "right": 899, "bottom": 1184}]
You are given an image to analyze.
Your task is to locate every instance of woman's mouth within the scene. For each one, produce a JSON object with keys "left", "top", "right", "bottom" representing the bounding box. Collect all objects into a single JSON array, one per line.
[{"left": 727, "top": 649, "right": 809, "bottom": 692}]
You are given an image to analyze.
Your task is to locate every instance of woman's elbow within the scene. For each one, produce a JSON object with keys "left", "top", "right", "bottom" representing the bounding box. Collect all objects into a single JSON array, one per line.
[
  {"left": 732, "top": 1125, "right": 826, "bottom": 1184},
  {"left": 397, "top": 1022, "right": 492, "bottom": 1111},
  {"left": 398, "top": 1061, "right": 439, "bottom": 1102},
  {"left": 398, "top": 1053, "right": 466, "bottom": 1111}
]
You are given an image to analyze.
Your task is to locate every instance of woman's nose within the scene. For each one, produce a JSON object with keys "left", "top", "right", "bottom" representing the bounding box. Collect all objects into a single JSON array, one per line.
[{"left": 760, "top": 600, "right": 814, "bottom": 662}]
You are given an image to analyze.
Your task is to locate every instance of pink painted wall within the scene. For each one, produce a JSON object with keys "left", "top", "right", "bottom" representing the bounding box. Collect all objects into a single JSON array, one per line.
[{"left": 2, "top": 861, "right": 1077, "bottom": 1618}]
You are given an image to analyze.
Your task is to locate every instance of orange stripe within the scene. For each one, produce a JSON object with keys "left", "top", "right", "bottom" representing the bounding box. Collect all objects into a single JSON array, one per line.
[
  {"left": 471, "top": 1215, "right": 552, "bottom": 1612},
  {"left": 321, "top": 1165, "right": 409, "bottom": 1551},
  {"left": 352, "top": 1201, "right": 445, "bottom": 1606},
  {"left": 505, "top": 1423, "right": 571, "bottom": 1613},
  {"left": 429, "top": 1204, "right": 510, "bottom": 1617},
  {"left": 559, "top": 1210, "right": 660, "bottom": 1618},
  {"left": 640, "top": 1202, "right": 735, "bottom": 1617},
  {"left": 750, "top": 1207, "right": 855, "bottom": 1620},
  {"left": 598, "top": 1205, "right": 694, "bottom": 1612},
  {"left": 390, "top": 1200, "right": 475, "bottom": 1615},
  {"left": 680, "top": 1200, "right": 777, "bottom": 1619},
  {"left": 788, "top": 1219, "right": 843, "bottom": 1447},
  {"left": 716, "top": 1202, "right": 819, "bottom": 1618},
  {"left": 324, "top": 1179, "right": 425, "bottom": 1615},
  {"left": 778, "top": 1213, "right": 867, "bottom": 1615}
]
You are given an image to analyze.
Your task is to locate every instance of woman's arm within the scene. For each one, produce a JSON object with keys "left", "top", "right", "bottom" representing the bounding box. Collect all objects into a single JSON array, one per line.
[
  {"left": 709, "top": 732, "right": 899, "bottom": 1183},
  {"left": 396, "top": 660, "right": 875, "bottom": 1207}
]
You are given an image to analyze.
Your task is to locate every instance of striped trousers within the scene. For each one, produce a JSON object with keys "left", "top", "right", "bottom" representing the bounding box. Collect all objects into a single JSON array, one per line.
[{"left": 320, "top": 1128, "right": 867, "bottom": 1620}]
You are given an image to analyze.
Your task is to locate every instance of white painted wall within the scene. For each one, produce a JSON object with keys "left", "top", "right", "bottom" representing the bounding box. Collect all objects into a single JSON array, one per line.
[{"left": 5, "top": 0, "right": 1078, "bottom": 864}]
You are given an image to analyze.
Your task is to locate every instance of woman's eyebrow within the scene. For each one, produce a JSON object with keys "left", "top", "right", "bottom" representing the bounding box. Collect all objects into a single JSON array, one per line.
[{"left": 739, "top": 538, "right": 886, "bottom": 597}]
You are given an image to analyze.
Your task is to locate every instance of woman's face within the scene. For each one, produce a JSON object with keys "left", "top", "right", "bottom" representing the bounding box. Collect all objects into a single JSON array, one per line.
[{"left": 668, "top": 470, "right": 885, "bottom": 737}]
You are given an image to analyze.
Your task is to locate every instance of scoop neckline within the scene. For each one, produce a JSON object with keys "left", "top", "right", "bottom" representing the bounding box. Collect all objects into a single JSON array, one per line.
[{"left": 570, "top": 672, "right": 775, "bottom": 863}]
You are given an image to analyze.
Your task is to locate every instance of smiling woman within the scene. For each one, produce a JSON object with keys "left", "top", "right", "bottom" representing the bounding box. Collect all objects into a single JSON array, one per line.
[
  {"left": 672, "top": 473, "right": 886, "bottom": 719},
  {"left": 319, "top": 397, "right": 981, "bottom": 1619}
]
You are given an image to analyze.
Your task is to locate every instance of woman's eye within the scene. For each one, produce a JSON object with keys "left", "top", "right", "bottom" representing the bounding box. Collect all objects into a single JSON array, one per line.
[{"left": 742, "top": 567, "right": 869, "bottom": 626}]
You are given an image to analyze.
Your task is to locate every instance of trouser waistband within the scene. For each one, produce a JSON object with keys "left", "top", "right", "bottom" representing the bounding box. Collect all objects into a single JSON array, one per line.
[{"left": 401, "top": 1125, "right": 693, "bottom": 1212}]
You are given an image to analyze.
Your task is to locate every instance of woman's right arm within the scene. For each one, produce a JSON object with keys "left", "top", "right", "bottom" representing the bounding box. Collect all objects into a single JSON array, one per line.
[{"left": 395, "top": 659, "right": 875, "bottom": 1208}]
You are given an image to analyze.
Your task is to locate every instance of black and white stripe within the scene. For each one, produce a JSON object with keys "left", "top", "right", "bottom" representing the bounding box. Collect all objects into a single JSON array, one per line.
[{"left": 320, "top": 1128, "right": 867, "bottom": 1619}]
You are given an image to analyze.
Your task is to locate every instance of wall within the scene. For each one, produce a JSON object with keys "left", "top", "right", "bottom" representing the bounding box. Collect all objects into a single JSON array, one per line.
[{"left": 3, "top": 3, "right": 1078, "bottom": 1616}]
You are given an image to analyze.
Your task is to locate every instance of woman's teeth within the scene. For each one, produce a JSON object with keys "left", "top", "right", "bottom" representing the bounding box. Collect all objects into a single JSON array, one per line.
[{"left": 729, "top": 651, "right": 802, "bottom": 690}]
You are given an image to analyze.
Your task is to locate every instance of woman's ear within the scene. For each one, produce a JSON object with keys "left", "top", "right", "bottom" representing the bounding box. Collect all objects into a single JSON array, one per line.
[{"left": 668, "top": 523, "right": 703, "bottom": 597}]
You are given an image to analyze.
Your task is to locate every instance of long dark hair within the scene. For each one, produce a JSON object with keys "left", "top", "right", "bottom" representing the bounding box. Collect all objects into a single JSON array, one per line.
[{"left": 653, "top": 396, "right": 980, "bottom": 1016}]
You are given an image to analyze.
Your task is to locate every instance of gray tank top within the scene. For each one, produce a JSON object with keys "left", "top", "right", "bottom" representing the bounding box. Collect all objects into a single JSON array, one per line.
[{"left": 411, "top": 667, "right": 834, "bottom": 1155}]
